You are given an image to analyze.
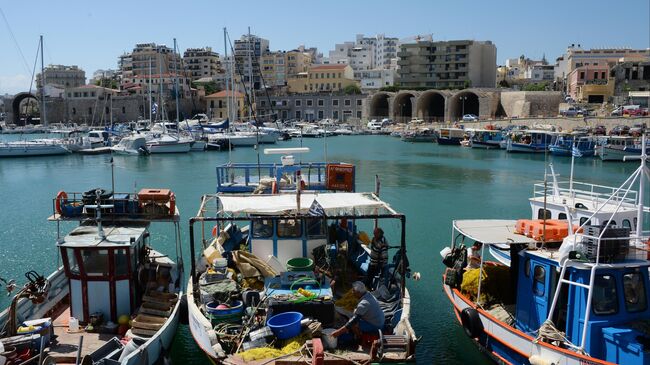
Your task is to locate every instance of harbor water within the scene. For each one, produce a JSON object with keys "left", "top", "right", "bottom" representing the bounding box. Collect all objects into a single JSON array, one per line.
[{"left": 0, "top": 135, "right": 644, "bottom": 364}]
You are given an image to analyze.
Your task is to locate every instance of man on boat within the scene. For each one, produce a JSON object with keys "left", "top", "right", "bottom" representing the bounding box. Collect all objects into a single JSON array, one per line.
[
  {"left": 468, "top": 241, "right": 483, "bottom": 269},
  {"left": 366, "top": 227, "right": 388, "bottom": 289},
  {"left": 331, "top": 281, "right": 385, "bottom": 340}
]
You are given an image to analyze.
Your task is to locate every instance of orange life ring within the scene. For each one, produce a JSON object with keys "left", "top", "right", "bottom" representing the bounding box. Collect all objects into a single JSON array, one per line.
[
  {"left": 55, "top": 191, "right": 68, "bottom": 215},
  {"left": 169, "top": 192, "right": 176, "bottom": 216}
]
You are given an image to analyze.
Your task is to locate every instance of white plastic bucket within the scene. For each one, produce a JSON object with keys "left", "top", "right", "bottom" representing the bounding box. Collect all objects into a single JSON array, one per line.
[
  {"left": 321, "top": 328, "right": 338, "bottom": 350},
  {"left": 439, "top": 246, "right": 452, "bottom": 259}
]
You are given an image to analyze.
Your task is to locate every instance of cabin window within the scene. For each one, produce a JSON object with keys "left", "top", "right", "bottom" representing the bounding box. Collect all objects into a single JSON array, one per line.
[
  {"left": 306, "top": 218, "right": 326, "bottom": 238},
  {"left": 537, "top": 209, "right": 551, "bottom": 219},
  {"left": 623, "top": 272, "right": 647, "bottom": 313},
  {"left": 622, "top": 219, "right": 632, "bottom": 229},
  {"left": 533, "top": 265, "right": 546, "bottom": 296},
  {"left": 579, "top": 217, "right": 592, "bottom": 226},
  {"left": 558, "top": 213, "right": 567, "bottom": 220},
  {"left": 81, "top": 249, "right": 109, "bottom": 277},
  {"left": 593, "top": 275, "right": 618, "bottom": 315},
  {"left": 66, "top": 248, "right": 81, "bottom": 275},
  {"left": 252, "top": 219, "right": 273, "bottom": 238},
  {"left": 524, "top": 258, "right": 531, "bottom": 277},
  {"left": 114, "top": 249, "right": 129, "bottom": 277},
  {"left": 277, "top": 219, "right": 302, "bottom": 238}
]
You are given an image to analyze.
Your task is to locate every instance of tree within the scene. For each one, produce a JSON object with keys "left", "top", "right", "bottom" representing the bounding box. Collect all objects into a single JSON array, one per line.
[
  {"left": 343, "top": 84, "right": 361, "bottom": 95},
  {"left": 193, "top": 81, "right": 221, "bottom": 95},
  {"left": 523, "top": 82, "right": 548, "bottom": 91}
]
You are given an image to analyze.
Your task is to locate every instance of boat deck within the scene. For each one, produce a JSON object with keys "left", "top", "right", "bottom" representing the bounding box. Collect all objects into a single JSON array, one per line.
[{"left": 48, "top": 307, "right": 115, "bottom": 363}]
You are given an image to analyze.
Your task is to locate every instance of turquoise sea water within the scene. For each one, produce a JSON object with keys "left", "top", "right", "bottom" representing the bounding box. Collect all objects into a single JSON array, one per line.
[{"left": 0, "top": 134, "right": 645, "bottom": 364}]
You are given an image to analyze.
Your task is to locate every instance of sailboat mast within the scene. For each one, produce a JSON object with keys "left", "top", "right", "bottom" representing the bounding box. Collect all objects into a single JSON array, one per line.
[
  {"left": 159, "top": 53, "right": 164, "bottom": 122},
  {"left": 173, "top": 38, "right": 180, "bottom": 124},
  {"left": 39, "top": 35, "right": 47, "bottom": 126},
  {"left": 148, "top": 57, "right": 152, "bottom": 122}
]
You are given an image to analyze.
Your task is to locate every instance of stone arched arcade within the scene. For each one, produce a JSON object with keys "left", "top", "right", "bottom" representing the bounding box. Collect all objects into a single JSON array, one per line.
[
  {"left": 366, "top": 88, "right": 503, "bottom": 122},
  {"left": 10, "top": 92, "right": 39, "bottom": 125}
]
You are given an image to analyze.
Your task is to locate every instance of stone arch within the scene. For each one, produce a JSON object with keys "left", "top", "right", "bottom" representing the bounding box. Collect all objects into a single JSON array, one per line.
[
  {"left": 369, "top": 92, "right": 391, "bottom": 119},
  {"left": 393, "top": 92, "right": 416, "bottom": 122},
  {"left": 449, "top": 90, "right": 480, "bottom": 121},
  {"left": 12, "top": 92, "right": 39, "bottom": 126},
  {"left": 416, "top": 90, "right": 448, "bottom": 123}
]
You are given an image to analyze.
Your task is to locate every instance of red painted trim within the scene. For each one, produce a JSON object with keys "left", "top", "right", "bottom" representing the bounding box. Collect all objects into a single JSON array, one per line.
[
  {"left": 126, "top": 248, "right": 134, "bottom": 311},
  {"left": 441, "top": 277, "right": 617, "bottom": 365},
  {"left": 108, "top": 249, "right": 117, "bottom": 322},
  {"left": 74, "top": 250, "right": 90, "bottom": 321},
  {"left": 491, "top": 350, "right": 512, "bottom": 365}
]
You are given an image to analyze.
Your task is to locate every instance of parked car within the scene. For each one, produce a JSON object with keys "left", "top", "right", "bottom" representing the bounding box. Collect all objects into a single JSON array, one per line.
[
  {"left": 612, "top": 105, "right": 642, "bottom": 116},
  {"left": 462, "top": 114, "right": 478, "bottom": 121},
  {"left": 609, "top": 124, "right": 631, "bottom": 136},
  {"left": 560, "top": 106, "right": 586, "bottom": 117},
  {"left": 630, "top": 123, "right": 647, "bottom": 136},
  {"left": 593, "top": 125, "right": 607, "bottom": 136}
]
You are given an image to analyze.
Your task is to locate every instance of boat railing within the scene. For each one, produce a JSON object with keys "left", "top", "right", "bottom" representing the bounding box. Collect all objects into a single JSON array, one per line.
[
  {"left": 533, "top": 181, "right": 638, "bottom": 207},
  {"left": 216, "top": 162, "right": 352, "bottom": 193},
  {"left": 49, "top": 192, "right": 180, "bottom": 222}
]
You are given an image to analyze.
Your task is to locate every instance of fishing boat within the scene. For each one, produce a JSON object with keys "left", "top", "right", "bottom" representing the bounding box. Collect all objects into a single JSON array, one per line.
[
  {"left": 436, "top": 128, "right": 465, "bottom": 145},
  {"left": 469, "top": 129, "right": 505, "bottom": 149},
  {"left": 0, "top": 140, "right": 70, "bottom": 157},
  {"left": 599, "top": 135, "right": 649, "bottom": 161},
  {"left": 186, "top": 148, "right": 417, "bottom": 364},
  {"left": 506, "top": 130, "right": 557, "bottom": 153},
  {"left": 549, "top": 133, "right": 596, "bottom": 157},
  {"left": 401, "top": 128, "right": 436, "bottom": 143},
  {"left": 440, "top": 145, "right": 650, "bottom": 365},
  {"left": 111, "top": 135, "right": 149, "bottom": 155},
  {"left": 0, "top": 188, "right": 184, "bottom": 365}
]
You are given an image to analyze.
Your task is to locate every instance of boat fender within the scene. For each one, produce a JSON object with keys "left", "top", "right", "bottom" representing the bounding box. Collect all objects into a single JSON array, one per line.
[
  {"left": 169, "top": 192, "right": 176, "bottom": 216},
  {"left": 460, "top": 308, "right": 483, "bottom": 338},
  {"left": 311, "top": 338, "right": 324, "bottom": 365},
  {"left": 646, "top": 238, "right": 650, "bottom": 261},
  {"left": 271, "top": 181, "right": 278, "bottom": 194},
  {"left": 179, "top": 295, "right": 189, "bottom": 325},
  {"left": 529, "top": 354, "right": 557, "bottom": 365},
  {"left": 55, "top": 191, "right": 68, "bottom": 215}
]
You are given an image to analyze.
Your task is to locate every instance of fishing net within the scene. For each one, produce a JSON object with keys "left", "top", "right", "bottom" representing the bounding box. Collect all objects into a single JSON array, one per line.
[
  {"left": 461, "top": 266, "right": 513, "bottom": 304},
  {"left": 237, "top": 333, "right": 311, "bottom": 361}
]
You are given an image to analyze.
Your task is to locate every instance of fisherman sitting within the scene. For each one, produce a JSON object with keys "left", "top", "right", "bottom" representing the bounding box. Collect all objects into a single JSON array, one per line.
[{"left": 332, "top": 281, "right": 385, "bottom": 340}]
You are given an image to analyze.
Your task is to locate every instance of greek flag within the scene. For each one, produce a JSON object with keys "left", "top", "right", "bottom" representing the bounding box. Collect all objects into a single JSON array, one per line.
[
  {"left": 308, "top": 199, "right": 325, "bottom": 217},
  {"left": 572, "top": 146, "right": 583, "bottom": 157},
  {"left": 151, "top": 103, "right": 158, "bottom": 114}
]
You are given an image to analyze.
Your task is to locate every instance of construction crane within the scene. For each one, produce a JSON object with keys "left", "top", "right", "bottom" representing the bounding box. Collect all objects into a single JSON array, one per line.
[{"left": 399, "top": 34, "right": 433, "bottom": 43}]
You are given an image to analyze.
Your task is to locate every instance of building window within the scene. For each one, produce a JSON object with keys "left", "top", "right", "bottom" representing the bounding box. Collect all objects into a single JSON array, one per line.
[
  {"left": 356, "top": 110, "right": 362, "bottom": 118},
  {"left": 344, "top": 99, "right": 351, "bottom": 106},
  {"left": 306, "top": 99, "right": 313, "bottom": 106},
  {"left": 261, "top": 100, "right": 266, "bottom": 107},
  {"left": 295, "top": 99, "right": 301, "bottom": 107},
  {"left": 318, "top": 99, "right": 324, "bottom": 106},
  {"left": 580, "top": 71, "right": 585, "bottom": 79},
  {"left": 332, "top": 110, "right": 339, "bottom": 119},
  {"left": 623, "top": 272, "right": 647, "bottom": 313},
  {"left": 72, "top": 107, "right": 76, "bottom": 115},
  {"left": 357, "top": 99, "right": 362, "bottom": 106},
  {"left": 318, "top": 110, "right": 324, "bottom": 119},
  {"left": 593, "top": 275, "right": 618, "bottom": 315},
  {"left": 332, "top": 99, "right": 339, "bottom": 106},
  {"left": 295, "top": 110, "right": 301, "bottom": 119},
  {"left": 122, "top": 107, "right": 126, "bottom": 114},
  {"left": 88, "top": 107, "right": 92, "bottom": 115},
  {"left": 210, "top": 100, "right": 214, "bottom": 108},
  {"left": 601, "top": 71, "right": 606, "bottom": 79}
]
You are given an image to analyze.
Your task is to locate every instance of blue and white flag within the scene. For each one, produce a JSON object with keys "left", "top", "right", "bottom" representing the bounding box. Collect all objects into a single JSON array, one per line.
[
  {"left": 151, "top": 103, "right": 158, "bottom": 114},
  {"left": 571, "top": 146, "right": 583, "bottom": 157},
  {"left": 308, "top": 199, "right": 326, "bottom": 217}
]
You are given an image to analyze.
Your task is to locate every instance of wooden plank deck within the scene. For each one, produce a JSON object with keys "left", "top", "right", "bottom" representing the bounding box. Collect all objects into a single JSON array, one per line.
[{"left": 47, "top": 307, "right": 116, "bottom": 363}]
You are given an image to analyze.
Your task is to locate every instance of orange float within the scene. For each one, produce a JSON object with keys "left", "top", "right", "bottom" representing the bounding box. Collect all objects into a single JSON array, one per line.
[{"left": 55, "top": 191, "right": 68, "bottom": 215}]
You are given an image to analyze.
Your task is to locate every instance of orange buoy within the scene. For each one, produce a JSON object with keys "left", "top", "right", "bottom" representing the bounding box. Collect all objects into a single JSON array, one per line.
[{"left": 55, "top": 191, "right": 68, "bottom": 215}]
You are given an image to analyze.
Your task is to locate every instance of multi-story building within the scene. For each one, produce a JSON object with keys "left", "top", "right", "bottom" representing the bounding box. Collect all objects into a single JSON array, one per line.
[
  {"left": 35, "top": 65, "right": 86, "bottom": 90},
  {"left": 287, "top": 64, "right": 357, "bottom": 94},
  {"left": 260, "top": 49, "right": 313, "bottom": 89},
  {"left": 567, "top": 60, "right": 614, "bottom": 103},
  {"left": 205, "top": 90, "right": 247, "bottom": 120},
  {"left": 233, "top": 34, "right": 270, "bottom": 90},
  {"left": 397, "top": 40, "right": 497, "bottom": 89},
  {"left": 359, "top": 69, "right": 396, "bottom": 90},
  {"left": 611, "top": 61, "right": 650, "bottom": 104},
  {"left": 255, "top": 93, "right": 367, "bottom": 121},
  {"left": 118, "top": 43, "right": 183, "bottom": 80},
  {"left": 183, "top": 47, "right": 222, "bottom": 81},
  {"left": 328, "top": 34, "right": 399, "bottom": 72},
  {"left": 90, "top": 69, "right": 118, "bottom": 85}
]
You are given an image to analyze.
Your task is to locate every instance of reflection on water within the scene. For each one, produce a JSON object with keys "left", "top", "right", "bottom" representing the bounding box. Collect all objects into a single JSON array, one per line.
[{"left": 0, "top": 135, "right": 643, "bottom": 364}]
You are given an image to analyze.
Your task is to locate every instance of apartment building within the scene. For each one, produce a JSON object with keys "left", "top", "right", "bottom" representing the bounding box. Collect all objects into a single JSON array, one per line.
[
  {"left": 183, "top": 47, "right": 222, "bottom": 81},
  {"left": 118, "top": 43, "right": 183, "bottom": 80},
  {"left": 35, "top": 65, "right": 86, "bottom": 90},
  {"left": 261, "top": 50, "right": 313, "bottom": 88},
  {"left": 205, "top": 90, "right": 247, "bottom": 120},
  {"left": 287, "top": 64, "right": 357, "bottom": 93},
  {"left": 233, "top": 34, "right": 270, "bottom": 90},
  {"left": 397, "top": 39, "right": 496, "bottom": 89}
]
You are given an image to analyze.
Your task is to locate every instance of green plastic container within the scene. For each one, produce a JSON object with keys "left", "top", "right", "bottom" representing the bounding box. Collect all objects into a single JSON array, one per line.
[{"left": 286, "top": 257, "right": 314, "bottom": 271}]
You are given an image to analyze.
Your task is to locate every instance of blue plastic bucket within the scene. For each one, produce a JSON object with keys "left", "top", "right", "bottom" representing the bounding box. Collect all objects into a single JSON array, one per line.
[{"left": 267, "top": 312, "right": 303, "bottom": 340}]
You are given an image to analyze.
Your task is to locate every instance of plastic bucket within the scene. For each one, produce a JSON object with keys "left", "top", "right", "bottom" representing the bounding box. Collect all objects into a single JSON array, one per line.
[
  {"left": 206, "top": 301, "right": 244, "bottom": 316},
  {"left": 286, "top": 258, "right": 314, "bottom": 272},
  {"left": 321, "top": 328, "right": 338, "bottom": 350},
  {"left": 267, "top": 312, "right": 303, "bottom": 340}
]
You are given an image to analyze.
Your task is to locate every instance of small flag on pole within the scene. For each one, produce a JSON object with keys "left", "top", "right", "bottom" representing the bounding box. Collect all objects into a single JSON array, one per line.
[
  {"left": 571, "top": 146, "right": 583, "bottom": 157},
  {"left": 151, "top": 103, "right": 158, "bottom": 114},
  {"left": 308, "top": 199, "right": 325, "bottom": 217}
]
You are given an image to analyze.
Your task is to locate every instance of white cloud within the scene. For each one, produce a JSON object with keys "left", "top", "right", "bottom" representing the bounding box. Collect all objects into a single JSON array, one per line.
[{"left": 0, "top": 74, "right": 34, "bottom": 95}]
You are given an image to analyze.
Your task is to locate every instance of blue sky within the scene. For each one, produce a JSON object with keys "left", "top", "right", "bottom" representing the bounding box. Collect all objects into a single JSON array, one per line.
[{"left": 1, "top": 0, "right": 648, "bottom": 94}]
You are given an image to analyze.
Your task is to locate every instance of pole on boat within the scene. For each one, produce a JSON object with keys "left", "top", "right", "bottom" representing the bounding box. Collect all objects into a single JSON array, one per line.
[
  {"left": 374, "top": 175, "right": 380, "bottom": 230},
  {"left": 74, "top": 336, "right": 83, "bottom": 365},
  {"left": 400, "top": 215, "right": 406, "bottom": 299},
  {"left": 39, "top": 35, "right": 47, "bottom": 126},
  {"left": 173, "top": 38, "right": 181, "bottom": 125},
  {"left": 189, "top": 217, "right": 198, "bottom": 299}
]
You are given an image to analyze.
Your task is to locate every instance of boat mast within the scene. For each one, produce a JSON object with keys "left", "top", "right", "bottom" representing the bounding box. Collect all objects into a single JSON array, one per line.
[
  {"left": 148, "top": 57, "right": 153, "bottom": 123},
  {"left": 39, "top": 35, "right": 47, "bottom": 126},
  {"left": 224, "top": 28, "right": 233, "bottom": 167},
  {"left": 159, "top": 52, "right": 164, "bottom": 123},
  {"left": 173, "top": 38, "right": 181, "bottom": 125}
]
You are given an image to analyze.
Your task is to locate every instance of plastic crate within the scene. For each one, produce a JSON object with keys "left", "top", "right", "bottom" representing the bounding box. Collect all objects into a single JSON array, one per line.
[{"left": 583, "top": 225, "right": 630, "bottom": 262}]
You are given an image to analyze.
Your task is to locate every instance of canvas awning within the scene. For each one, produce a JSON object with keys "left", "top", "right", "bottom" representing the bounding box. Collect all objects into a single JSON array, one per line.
[
  {"left": 216, "top": 192, "right": 396, "bottom": 217},
  {"left": 453, "top": 219, "right": 537, "bottom": 245}
]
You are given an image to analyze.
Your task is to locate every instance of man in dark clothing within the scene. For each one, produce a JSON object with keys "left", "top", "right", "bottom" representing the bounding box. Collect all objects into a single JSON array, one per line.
[
  {"left": 366, "top": 227, "right": 388, "bottom": 289},
  {"left": 332, "top": 281, "right": 385, "bottom": 339}
]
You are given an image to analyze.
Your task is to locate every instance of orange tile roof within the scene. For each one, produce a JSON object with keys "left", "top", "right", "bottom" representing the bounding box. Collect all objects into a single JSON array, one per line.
[{"left": 206, "top": 90, "right": 245, "bottom": 98}]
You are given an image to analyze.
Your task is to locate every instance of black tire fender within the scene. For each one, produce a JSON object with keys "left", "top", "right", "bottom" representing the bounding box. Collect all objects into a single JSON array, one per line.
[
  {"left": 460, "top": 307, "right": 483, "bottom": 338},
  {"left": 179, "top": 294, "right": 189, "bottom": 325}
]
